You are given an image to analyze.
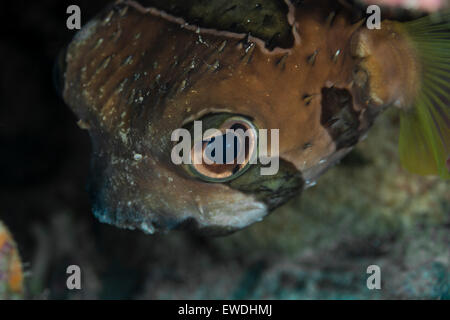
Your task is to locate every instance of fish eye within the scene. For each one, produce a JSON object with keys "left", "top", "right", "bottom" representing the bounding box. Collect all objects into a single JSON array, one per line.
[{"left": 189, "top": 116, "right": 258, "bottom": 183}]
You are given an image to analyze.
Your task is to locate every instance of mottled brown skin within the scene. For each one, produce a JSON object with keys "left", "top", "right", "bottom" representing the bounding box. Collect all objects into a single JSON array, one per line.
[
  {"left": 61, "top": 0, "right": 415, "bottom": 235},
  {"left": 352, "top": 22, "right": 421, "bottom": 109}
]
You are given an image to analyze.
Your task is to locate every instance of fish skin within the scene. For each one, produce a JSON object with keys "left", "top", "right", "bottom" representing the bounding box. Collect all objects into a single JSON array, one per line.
[
  {"left": 61, "top": 0, "right": 401, "bottom": 235},
  {"left": 133, "top": 0, "right": 297, "bottom": 50}
]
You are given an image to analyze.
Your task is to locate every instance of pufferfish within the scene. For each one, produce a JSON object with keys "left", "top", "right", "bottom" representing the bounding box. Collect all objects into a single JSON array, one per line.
[{"left": 58, "top": 0, "right": 450, "bottom": 235}]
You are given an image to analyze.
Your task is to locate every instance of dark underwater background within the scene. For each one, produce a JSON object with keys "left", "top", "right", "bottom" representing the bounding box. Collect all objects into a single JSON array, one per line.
[{"left": 0, "top": 0, "right": 448, "bottom": 299}]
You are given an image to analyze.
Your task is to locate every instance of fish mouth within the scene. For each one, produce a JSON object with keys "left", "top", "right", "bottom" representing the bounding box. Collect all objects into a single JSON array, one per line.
[{"left": 172, "top": 195, "right": 269, "bottom": 236}]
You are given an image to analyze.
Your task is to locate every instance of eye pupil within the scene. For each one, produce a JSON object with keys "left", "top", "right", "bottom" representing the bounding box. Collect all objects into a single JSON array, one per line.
[
  {"left": 206, "top": 137, "right": 216, "bottom": 158},
  {"left": 224, "top": 133, "right": 239, "bottom": 163},
  {"left": 204, "top": 133, "right": 241, "bottom": 163}
]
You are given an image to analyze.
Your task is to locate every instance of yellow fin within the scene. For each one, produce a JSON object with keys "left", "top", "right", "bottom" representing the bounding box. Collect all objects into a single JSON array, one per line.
[{"left": 400, "top": 13, "right": 450, "bottom": 179}]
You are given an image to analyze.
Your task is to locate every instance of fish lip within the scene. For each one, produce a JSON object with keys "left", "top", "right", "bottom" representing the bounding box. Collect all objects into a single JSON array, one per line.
[
  {"left": 159, "top": 199, "right": 268, "bottom": 236},
  {"left": 91, "top": 196, "right": 268, "bottom": 236},
  {"left": 151, "top": 198, "right": 268, "bottom": 235}
]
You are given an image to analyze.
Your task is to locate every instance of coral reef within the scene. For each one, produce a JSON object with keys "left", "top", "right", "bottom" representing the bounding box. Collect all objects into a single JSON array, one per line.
[{"left": 0, "top": 221, "right": 24, "bottom": 299}]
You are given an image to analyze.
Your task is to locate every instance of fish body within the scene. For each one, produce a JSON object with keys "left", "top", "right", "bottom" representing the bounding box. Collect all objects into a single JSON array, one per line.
[{"left": 59, "top": 0, "right": 449, "bottom": 234}]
